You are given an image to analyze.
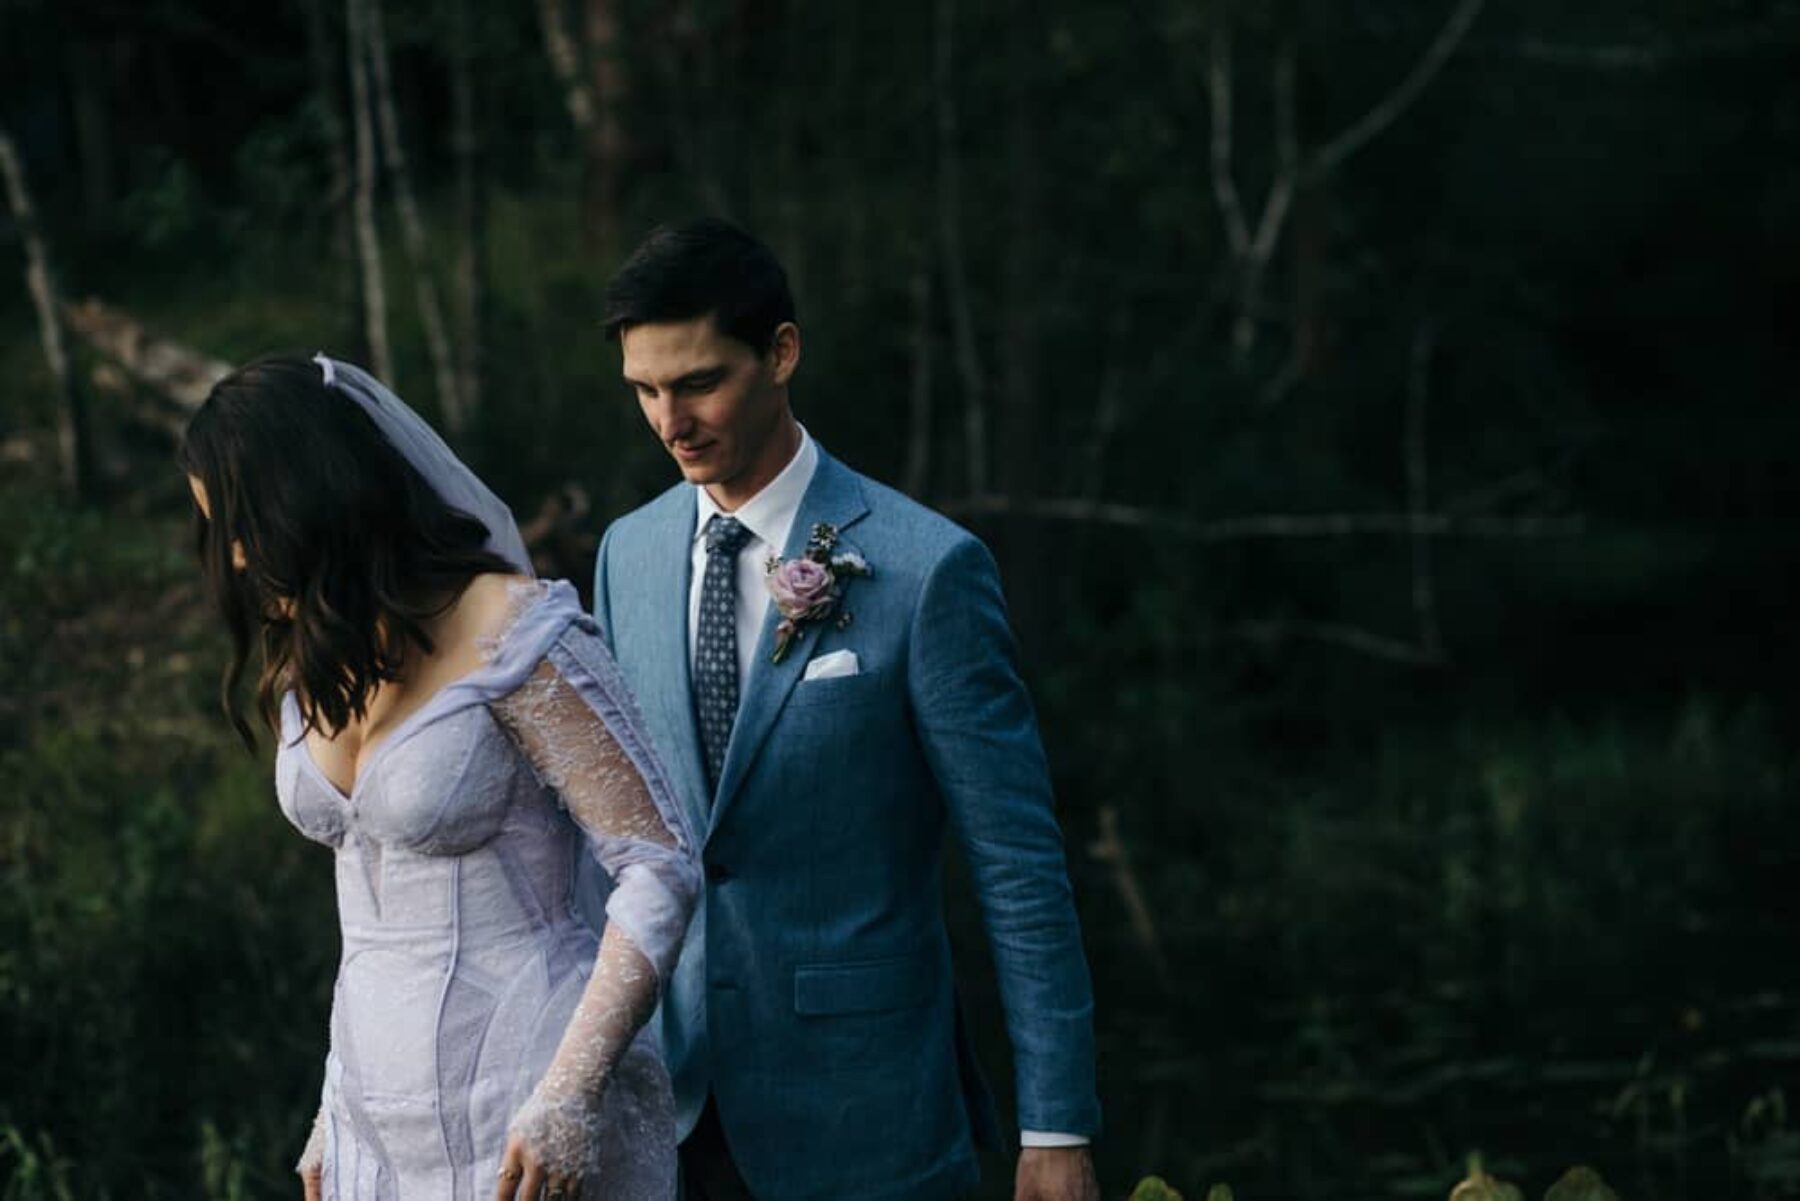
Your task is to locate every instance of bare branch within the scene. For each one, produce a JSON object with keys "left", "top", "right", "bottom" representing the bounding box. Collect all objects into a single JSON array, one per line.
[
  {"left": 518, "top": 481, "right": 591, "bottom": 547},
  {"left": 1259, "top": 344, "right": 1306, "bottom": 406},
  {"left": 1442, "top": 461, "right": 1568, "bottom": 515},
  {"left": 1250, "top": 38, "right": 1299, "bottom": 264},
  {"left": 1207, "top": 21, "right": 1250, "bottom": 257},
  {"left": 1233, "top": 37, "right": 1299, "bottom": 364},
  {"left": 1406, "top": 320, "right": 1443, "bottom": 656},
  {"left": 940, "top": 494, "right": 1583, "bottom": 542},
  {"left": 1229, "top": 619, "right": 1445, "bottom": 666},
  {"left": 517, "top": 482, "right": 596, "bottom": 580},
  {"left": 1306, "top": 0, "right": 1486, "bottom": 181},
  {"left": 1081, "top": 355, "right": 1124, "bottom": 505},
  {"left": 1088, "top": 806, "right": 1170, "bottom": 987},
  {"left": 1472, "top": 26, "right": 1791, "bottom": 71}
]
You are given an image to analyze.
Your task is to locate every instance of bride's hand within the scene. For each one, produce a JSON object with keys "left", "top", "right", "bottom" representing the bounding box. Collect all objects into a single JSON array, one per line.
[
  {"left": 296, "top": 1106, "right": 327, "bottom": 1199},
  {"left": 494, "top": 1132, "right": 582, "bottom": 1201}
]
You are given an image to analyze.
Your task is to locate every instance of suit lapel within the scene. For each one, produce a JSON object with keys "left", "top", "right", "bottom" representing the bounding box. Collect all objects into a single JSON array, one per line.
[
  {"left": 709, "top": 450, "right": 870, "bottom": 831},
  {"left": 641, "top": 488, "right": 712, "bottom": 839}
]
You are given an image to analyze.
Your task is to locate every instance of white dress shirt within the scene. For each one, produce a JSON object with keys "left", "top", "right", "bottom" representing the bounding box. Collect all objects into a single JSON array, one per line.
[
  {"left": 684, "top": 426, "right": 1086, "bottom": 1151},
  {"left": 688, "top": 425, "right": 820, "bottom": 691}
]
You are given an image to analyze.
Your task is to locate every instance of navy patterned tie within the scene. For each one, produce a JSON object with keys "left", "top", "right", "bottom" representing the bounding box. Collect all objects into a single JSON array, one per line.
[{"left": 695, "top": 515, "right": 753, "bottom": 795}]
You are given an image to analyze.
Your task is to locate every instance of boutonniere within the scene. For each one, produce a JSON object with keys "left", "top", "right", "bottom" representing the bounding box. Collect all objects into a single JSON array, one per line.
[{"left": 765, "top": 522, "right": 872, "bottom": 665}]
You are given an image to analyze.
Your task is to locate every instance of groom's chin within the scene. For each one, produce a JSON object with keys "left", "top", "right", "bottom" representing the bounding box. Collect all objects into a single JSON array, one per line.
[{"left": 669, "top": 443, "right": 722, "bottom": 479}]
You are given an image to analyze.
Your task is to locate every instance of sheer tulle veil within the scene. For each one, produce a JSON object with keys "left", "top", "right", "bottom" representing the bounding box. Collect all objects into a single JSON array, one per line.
[
  {"left": 311, "top": 355, "right": 618, "bottom": 927},
  {"left": 312, "top": 353, "right": 533, "bottom": 576}
]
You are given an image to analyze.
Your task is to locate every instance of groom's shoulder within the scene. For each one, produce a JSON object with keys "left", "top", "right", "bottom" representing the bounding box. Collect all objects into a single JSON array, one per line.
[{"left": 838, "top": 461, "right": 983, "bottom": 567}]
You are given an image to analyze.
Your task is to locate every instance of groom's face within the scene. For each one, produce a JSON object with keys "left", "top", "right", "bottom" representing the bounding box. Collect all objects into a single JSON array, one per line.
[{"left": 620, "top": 315, "right": 799, "bottom": 501}]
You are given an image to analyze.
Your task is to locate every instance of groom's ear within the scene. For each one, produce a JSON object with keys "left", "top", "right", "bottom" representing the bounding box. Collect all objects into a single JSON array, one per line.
[{"left": 768, "top": 322, "right": 801, "bottom": 387}]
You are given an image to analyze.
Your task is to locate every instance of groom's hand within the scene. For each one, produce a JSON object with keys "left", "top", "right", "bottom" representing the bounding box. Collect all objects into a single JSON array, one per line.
[{"left": 1015, "top": 1145, "right": 1100, "bottom": 1201}]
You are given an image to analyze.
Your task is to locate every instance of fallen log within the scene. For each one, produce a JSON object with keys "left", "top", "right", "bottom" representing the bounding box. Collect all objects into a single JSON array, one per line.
[{"left": 61, "top": 297, "right": 232, "bottom": 415}]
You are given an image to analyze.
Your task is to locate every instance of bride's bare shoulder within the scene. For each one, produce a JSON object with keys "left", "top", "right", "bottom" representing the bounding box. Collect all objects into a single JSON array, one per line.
[{"left": 453, "top": 572, "right": 540, "bottom": 641}]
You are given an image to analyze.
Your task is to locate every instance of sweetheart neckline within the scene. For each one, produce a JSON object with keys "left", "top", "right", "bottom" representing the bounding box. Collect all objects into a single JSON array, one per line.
[
  {"left": 285, "top": 679, "right": 494, "bottom": 805},
  {"left": 281, "top": 579, "right": 568, "bottom": 803}
]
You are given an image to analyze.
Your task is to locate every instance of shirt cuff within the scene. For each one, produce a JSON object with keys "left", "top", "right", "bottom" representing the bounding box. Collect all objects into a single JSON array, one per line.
[{"left": 1020, "top": 1130, "right": 1090, "bottom": 1148}]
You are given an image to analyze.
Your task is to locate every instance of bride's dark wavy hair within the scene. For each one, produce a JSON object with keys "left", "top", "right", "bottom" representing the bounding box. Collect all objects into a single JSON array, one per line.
[{"left": 177, "top": 354, "right": 517, "bottom": 750}]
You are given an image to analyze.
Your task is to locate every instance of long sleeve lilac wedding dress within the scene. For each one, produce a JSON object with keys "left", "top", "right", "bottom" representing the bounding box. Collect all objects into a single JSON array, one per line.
[{"left": 275, "top": 579, "right": 700, "bottom": 1200}]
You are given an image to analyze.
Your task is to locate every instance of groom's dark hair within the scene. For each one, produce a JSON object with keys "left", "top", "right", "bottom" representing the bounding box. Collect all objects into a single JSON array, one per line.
[{"left": 602, "top": 218, "right": 796, "bottom": 354}]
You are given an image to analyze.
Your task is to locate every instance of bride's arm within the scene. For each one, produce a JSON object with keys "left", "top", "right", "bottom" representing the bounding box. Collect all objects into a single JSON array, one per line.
[{"left": 488, "top": 623, "right": 701, "bottom": 1196}]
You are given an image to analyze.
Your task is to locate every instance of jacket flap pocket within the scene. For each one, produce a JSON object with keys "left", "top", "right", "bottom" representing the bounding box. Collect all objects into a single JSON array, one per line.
[{"left": 794, "top": 952, "right": 932, "bottom": 1016}]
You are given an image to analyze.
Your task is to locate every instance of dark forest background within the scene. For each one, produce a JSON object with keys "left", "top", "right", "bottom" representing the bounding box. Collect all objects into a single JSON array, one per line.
[{"left": 2, "top": 1, "right": 1797, "bottom": 1198}]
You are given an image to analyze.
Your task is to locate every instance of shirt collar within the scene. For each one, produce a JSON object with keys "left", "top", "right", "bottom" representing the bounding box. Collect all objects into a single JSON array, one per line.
[{"left": 692, "top": 424, "right": 819, "bottom": 551}]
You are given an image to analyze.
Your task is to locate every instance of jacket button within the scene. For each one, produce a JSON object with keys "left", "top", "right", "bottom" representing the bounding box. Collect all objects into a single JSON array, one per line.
[{"left": 705, "top": 862, "right": 732, "bottom": 883}]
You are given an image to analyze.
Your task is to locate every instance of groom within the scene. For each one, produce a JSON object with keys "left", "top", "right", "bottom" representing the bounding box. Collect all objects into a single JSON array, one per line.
[{"left": 591, "top": 219, "right": 1101, "bottom": 1200}]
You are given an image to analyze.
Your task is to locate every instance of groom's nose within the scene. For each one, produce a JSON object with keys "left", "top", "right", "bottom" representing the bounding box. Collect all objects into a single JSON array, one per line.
[
  {"left": 659, "top": 401, "right": 700, "bottom": 444},
  {"left": 641, "top": 394, "right": 681, "bottom": 440}
]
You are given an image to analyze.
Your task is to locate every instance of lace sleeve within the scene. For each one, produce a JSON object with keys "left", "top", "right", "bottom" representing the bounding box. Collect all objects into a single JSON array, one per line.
[
  {"left": 295, "top": 1104, "right": 326, "bottom": 1176},
  {"left": 489, "top": 623, "right": 700, "bottom": 1177},
  {"left": 492, "top": 628, "right": 698, "bottom": 979}
]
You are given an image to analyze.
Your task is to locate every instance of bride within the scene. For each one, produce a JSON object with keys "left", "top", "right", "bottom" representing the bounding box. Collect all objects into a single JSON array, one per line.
[{"left": 178, "top": 353, "right": 699, "bottom": 1200}]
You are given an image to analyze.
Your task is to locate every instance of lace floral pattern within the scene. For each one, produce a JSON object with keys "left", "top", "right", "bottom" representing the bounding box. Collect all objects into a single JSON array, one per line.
[
  {"left": 487, "top": 581, "right": 700, "bottom": 1182},
  {"left": 277, "top": 577, "right": 696, "bottom": 1198},
  {"left": 295, "top": 1105, "right": 326, "bottom": 1176}
]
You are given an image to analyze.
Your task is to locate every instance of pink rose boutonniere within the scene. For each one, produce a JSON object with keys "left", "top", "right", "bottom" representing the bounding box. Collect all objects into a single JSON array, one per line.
[{"left": 765, "top": 522, "right": 872, "bottom": 664}]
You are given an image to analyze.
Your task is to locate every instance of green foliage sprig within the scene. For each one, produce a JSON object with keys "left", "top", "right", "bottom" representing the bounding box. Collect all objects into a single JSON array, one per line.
[{"left": 1129, "top": 1158, "right": 1621, "bottom": 1201}]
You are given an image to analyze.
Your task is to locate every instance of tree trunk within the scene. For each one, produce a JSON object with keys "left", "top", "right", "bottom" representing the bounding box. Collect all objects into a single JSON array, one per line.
[
  {"left": 903, "top": 261, "right": 934, "bottom": 498},
  {"left": 367, "top": 0, "right": 463, "bottom": 432},
  {"left": 345, "top": 0, "right": 393, "bottom": 382},
  {"left": 996, "top": 7, "right": 1049, "bottom": 653},
  {"left": 450, "top": 0, "right": 486, "bottom": 426},
  {"left": 535, "top": 0, "right": 629, "bottom": 256},
  {"left": 830, "top": 3, "right": 866, "bottom": 304},
  {"left": 933, "top": 0, "right": 987, "bottom": 500},
  {"left": 0, "top": 128, "right": 88, "bottom": 500},
  {"left": 581, "top": 0, "right": 629, "bottom": 256},
  {"left": 652, "top": 4, "right": 731, "bottom": 216},
  {"left": 1289, "top": 176, "right": 1328, "bottom": 384},
  {"left": 772, "top": 5, "right": 804, "bottom": 291},
  {"left": 303, "top": 0, "right": 358, "bottom": 349},
  {"left": 67, "top": 39, "right": 115, "bottom": 229}
]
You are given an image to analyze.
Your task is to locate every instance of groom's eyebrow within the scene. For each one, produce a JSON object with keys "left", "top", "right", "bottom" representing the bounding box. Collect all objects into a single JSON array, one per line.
[
  {"left": 667, "top": 367, "right": 728, "bottom": 391},
  {"left": 622, "top": 366, "right": 727, "bottom": 391}
]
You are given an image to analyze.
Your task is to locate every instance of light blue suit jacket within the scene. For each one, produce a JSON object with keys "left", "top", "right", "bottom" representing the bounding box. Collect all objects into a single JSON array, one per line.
[{"left": 592, "top": 446, "right": 1099, "bottom": 1200}]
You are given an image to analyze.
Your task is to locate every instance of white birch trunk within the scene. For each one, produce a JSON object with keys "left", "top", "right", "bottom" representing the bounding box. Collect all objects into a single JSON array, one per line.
[
  {"left": 345, "top": 0, "right": 393, "bottom": 383},
  {"left": 367, "top": 0, "right": 463, "bottom": 433},
  {"left": 0, "top": 127, "right": 85, "bottom": 498}
]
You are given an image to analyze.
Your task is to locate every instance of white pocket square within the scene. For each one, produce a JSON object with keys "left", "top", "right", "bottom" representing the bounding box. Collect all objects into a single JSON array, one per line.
[{"left": 802, "top": 649, "right": 860, "bottom": 682}]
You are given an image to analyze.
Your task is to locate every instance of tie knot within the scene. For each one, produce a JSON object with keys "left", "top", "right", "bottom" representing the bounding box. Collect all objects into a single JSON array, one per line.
[{"left": 704, "top": 515, "right": 752, "bottom": 557}]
